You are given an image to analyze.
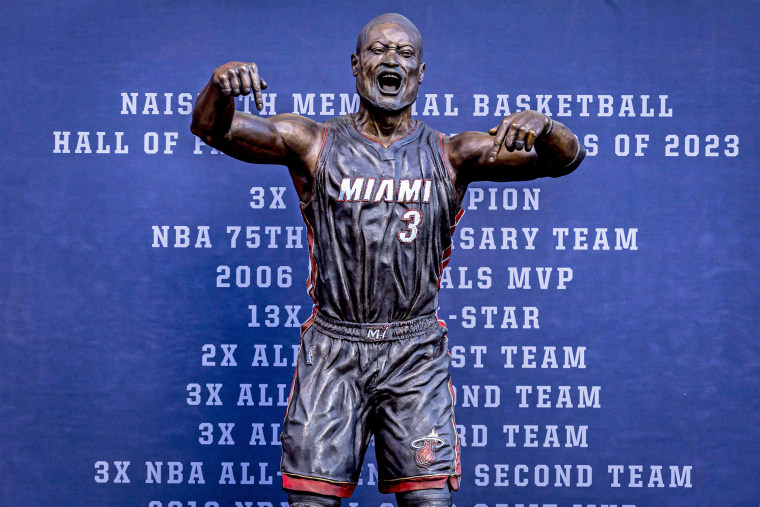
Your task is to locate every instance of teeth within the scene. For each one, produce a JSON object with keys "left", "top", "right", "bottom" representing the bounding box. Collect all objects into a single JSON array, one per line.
[{"left": 379, "top": 74, "right": 401, "bottom": 90}]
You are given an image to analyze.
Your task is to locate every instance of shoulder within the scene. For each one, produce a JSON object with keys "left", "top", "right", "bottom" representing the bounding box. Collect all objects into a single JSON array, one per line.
[
  {"left": 413, "top": 119, "right": 442, "bottom": 139},
  {"left": 269, "top": 113, "right": 327, "bottom": 154},
  {"left": 270, "top": 113, "right": 325, "bottom": 137},
  {"left": 322, "top": 114, "right": 353, "bottom": 132}
]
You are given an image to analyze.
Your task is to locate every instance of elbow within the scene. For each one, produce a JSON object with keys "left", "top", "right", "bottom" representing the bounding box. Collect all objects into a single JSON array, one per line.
[
  {"left": 549, "top": 143, "right": 585, "bottom": 178},
  {"left": 190, "top": 115, "right": 207, "bottom": 139},
  {"left": 190, "top": 120, "right": 201, "bottom": 138},
  {"left": 190, "top": 120, "right": 224, "bottom": 148},
  {"left": 190, "top": 116, "right": 213, "bottom": 139}
]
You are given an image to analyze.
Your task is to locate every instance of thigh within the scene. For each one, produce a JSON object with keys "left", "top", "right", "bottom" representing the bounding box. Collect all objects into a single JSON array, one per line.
[
  {"left": 281, "top": 327, "right": 373, "bottom": 496},
  {"left": 373, "top": 327, "right": 461, "bottom": 493}
]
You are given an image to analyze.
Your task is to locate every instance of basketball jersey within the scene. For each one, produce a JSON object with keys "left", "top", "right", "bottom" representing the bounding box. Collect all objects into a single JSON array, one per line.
[{"left": 300, "top": 115, "right": 463, "bottom": 323}]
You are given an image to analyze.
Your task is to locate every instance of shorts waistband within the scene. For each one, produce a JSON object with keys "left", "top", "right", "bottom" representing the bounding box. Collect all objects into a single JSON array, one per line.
[{"left": 312, "top": 313, "right": 439, "bottom": 341}]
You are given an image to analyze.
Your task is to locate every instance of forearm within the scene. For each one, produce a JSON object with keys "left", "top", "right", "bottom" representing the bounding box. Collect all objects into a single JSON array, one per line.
[
  {"left": 448, "top": 110, "right": 585, "bottom": 187},
  {"left": 533, "top": 119, "right": 585, "bottom": 177},
  {"left": 190, "top": 79, "right": 236, "bottom": 142},
  {"left": 189, "top": 69, "right": 289, "bottom": 165}
]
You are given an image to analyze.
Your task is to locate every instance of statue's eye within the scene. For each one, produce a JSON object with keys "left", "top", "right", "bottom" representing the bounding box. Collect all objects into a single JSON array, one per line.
[{"left": 371, "top": 46, "right": 385, "bottom": 55}]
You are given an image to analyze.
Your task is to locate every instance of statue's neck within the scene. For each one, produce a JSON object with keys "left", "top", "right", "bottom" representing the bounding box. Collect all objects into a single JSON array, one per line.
[{"left": 352, "top": 102, "right": 415, "bottom": 148}]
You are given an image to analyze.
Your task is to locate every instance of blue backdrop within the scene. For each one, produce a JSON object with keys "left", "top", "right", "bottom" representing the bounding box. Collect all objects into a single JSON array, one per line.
[{"left": 1, "top": 1, "right": 758, "bottom": 506}]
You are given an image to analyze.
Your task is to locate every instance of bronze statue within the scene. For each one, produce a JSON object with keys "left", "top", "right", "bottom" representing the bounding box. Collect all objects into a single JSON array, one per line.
[{"left": 191, "top": 13, "right": 584, "bottom": 507}]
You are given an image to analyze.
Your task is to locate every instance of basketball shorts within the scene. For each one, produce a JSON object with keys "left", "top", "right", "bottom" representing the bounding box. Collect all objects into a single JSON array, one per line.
[{"left": 280, "top": 312, "right": 461, "bottom": 498}]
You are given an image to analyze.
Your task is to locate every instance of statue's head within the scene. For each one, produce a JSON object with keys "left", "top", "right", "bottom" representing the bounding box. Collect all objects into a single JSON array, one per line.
[{"left": 352, "top": 13, "right": 425, "bottom": 113}]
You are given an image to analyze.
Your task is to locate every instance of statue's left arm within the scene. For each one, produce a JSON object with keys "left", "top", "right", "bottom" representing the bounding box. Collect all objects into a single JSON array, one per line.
[{"left": 443, "top": 110, "right": 585, "bottom": 201}]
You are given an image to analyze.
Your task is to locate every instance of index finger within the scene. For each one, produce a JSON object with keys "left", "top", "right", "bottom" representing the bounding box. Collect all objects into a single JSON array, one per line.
[
  {"left": 248, "top": 64, "right": 264, "bottom": 111},
  {"left": 489, "top": 119, "right": 509, "bottom": 162}
]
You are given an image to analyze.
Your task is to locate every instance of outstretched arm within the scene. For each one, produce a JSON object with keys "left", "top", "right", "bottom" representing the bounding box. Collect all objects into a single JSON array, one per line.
[
  {"left": 190, "top": 62, "right": 325, "bottom": 200},
  {"left": 444, "top": 110, "right": 584, "bottom": 199}
]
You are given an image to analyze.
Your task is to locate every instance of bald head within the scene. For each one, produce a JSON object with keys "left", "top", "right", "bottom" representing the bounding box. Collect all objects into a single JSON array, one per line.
[{"left": 356, "top": 13, "right": 423, "bottom": 57}]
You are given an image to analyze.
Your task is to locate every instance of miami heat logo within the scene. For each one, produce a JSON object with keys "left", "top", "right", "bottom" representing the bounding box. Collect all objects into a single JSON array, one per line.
[
  {"left": 365, "top": 324, "right": 390, "bottom": 340},
  {"left": 410, "top": 429, "right": 445, "bottom": 468}
]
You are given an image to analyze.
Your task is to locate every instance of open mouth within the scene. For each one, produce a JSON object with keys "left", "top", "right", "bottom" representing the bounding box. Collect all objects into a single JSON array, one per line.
[{"left": 377, "top": 72, "right": 402, "bottom": 94}]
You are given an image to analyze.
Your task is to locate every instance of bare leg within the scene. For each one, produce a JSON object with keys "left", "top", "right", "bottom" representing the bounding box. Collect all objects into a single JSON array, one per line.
[
  {"left": 287, "top": 490, "right": 341, "bottom": 507},
  {"left": 395, "top": 487, "right": 452, "bottom": 507}
]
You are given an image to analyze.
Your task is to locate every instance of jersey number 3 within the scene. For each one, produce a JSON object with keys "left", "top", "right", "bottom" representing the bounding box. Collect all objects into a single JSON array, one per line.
[{"left": 398, "top": 209, "right": 422, "bottom": 244}]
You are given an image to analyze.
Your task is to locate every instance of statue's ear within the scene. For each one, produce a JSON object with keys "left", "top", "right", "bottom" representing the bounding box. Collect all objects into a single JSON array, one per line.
[
  {"left": 419, "top": 62, "right": 425, "bottom": 84},
  {"left": 351, "top": 54, "right": 359, "bottom": 76}
]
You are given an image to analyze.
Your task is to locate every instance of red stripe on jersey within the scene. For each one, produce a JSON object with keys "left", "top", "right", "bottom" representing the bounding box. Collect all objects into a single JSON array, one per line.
[
  {"left": 447, "top": 378, "right": 462, "bottom": 477},
  {"left": 439, "top": 132, "right": 455, "bottom": 180},
  {"left": 315, "top": 124, "right": 329, "bottom": 173},
  {"left": 284, "top": 305, "right": 317, "bottom": 420},
  {"left": 437, "top": 209, "right": 464, "bottom": 288},
  {"left": 298, "top": 124, "right": 328, "bottom": 303},
  {"left": 299, "top": 206, "right": 319, "bottom": 302}
]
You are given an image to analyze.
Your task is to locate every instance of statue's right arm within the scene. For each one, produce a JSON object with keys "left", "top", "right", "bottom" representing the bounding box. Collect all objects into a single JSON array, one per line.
[{"left": 190, "top": 62, "right": 324, "bottom": 174}]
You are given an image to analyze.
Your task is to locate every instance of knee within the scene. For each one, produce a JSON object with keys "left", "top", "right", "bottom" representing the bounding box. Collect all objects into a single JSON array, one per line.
[
  {"left": 287, "top": 490, "right": 341, "bottom": 507},
  {"left": 395, "top": 487, "right": 452, "bottom": 507}
]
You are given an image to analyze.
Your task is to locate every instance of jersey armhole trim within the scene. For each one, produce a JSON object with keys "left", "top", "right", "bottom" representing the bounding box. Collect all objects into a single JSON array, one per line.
[
  {"left": 438, "top": 133, "right": 462, "bottom": 214},
  {"left": 314, "top": 122, "right": 330, "bottom": 178},
  {"left": 300, "top": 123, "right": 330, "bottom": 209},
  {"left": 438, "top": 132, "right": 455, "bottom": 180}
]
